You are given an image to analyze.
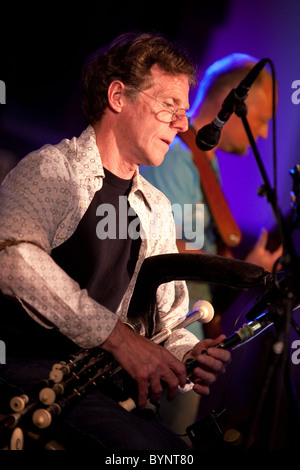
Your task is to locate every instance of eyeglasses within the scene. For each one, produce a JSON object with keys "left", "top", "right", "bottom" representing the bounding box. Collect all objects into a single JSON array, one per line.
[{"left": 135, "top": 88, "right": 191, "bottom": 125}]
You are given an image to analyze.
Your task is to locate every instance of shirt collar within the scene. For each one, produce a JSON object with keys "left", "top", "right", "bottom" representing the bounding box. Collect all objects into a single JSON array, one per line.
[
  {"left": 77, "top": 125, "right": 105, "bottom": 179},
  {"left": 131, "top": 169, "right": 160, "bottom": 211},
  {"left": 81, "top": 125, "right": 154, "bottom": 210}
]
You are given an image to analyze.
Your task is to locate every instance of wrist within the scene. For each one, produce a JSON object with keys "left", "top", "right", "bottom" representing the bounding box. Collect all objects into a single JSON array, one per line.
[{"left": 101, "top": 320, "right": 126, "bottom": 352}]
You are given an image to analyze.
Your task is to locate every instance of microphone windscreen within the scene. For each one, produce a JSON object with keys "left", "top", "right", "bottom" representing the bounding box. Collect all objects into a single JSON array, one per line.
[{"left": 196, "top": 123, "right": 221, "bottom": 151}]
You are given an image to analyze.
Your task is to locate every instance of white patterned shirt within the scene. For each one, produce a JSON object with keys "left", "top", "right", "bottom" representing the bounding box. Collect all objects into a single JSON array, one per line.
[{"left": 0, "top": 126, "right": 198, "bottom": 361}]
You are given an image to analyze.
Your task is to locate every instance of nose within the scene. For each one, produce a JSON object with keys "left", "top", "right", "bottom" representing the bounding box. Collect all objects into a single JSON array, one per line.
[
  {"left": 172, "top": 115, "right": 190, "bottom": 133},
  {"left": 258, "top": 122, "right": 269, "bottom": 139}
]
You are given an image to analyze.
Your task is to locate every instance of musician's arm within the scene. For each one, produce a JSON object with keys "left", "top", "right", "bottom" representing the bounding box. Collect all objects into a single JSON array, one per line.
[
  {"left": 0, "top": 242, "right": 119, "bottom": 348},
  {"left": 0, "top": 153, "right": 119, "bottom": 349}
]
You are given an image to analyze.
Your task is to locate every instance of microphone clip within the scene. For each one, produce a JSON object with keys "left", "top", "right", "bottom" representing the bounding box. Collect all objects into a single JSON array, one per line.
[{"left": 220, "top": 87, "right": 248, "bottom": 122}]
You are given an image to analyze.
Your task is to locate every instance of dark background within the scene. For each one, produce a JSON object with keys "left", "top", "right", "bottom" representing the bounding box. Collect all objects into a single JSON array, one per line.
[{"left": 0, "top": 2, "right": 229, "bottom": 150}]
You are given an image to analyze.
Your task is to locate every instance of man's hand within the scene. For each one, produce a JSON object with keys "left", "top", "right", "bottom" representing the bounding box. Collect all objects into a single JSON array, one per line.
[
  {"left": 101, "top": 321, "right": 187, "bottom": 408},
  {"left": 246, "top": 228, "right": 283, "bottom": 272},
  {"left": 184, "top": 335, "right": 231, "bottom": 395}
]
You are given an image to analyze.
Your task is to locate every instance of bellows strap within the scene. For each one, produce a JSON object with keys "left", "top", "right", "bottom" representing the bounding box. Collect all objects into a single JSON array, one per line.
[{"left": 179, "top": 127, "right": 242, "bottom": 248}]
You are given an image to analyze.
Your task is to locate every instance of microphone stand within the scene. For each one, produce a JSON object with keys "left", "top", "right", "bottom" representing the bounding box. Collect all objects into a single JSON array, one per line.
[{"left": 233, "top": 93, "right": 300, "bottom": 449}]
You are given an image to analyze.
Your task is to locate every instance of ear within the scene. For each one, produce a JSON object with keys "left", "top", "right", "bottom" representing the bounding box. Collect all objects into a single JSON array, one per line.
[{"left": 107, "top": 80, "right": 125, "bottom": 113}]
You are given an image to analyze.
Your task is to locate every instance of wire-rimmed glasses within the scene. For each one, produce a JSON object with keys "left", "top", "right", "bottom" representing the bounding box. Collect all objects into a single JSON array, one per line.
[{"left": 135, "top": 88, "right": 191, "bottom": 125}]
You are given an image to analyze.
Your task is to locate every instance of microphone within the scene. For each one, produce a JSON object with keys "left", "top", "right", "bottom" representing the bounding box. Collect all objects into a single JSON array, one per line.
[{"left": 196, "top": 58, "right": 268, "bottom": 151}]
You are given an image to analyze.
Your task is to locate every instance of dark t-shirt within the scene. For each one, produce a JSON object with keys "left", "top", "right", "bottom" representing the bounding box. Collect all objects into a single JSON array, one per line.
[{"left": 52, "top": 168, "right": 141, "bottom": 312}]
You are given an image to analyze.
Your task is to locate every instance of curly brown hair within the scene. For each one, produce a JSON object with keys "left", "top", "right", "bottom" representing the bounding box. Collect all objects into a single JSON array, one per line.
[{"left": 81, "top": 32, "right": 196, "bottom": 125}]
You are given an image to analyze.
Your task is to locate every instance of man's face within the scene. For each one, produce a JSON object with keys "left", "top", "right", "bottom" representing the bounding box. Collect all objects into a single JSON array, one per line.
[
  {"left": 219, "top": 76, "right": 273, "bottom": 155},
  {"left": 119, "top": 64, "right": 190, "bottom": 167}
]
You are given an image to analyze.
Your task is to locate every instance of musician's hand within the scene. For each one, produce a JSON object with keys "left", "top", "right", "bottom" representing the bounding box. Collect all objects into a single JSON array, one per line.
[
  {"left": 245, "top": 228, "right": 283, "bottom": 272},
  {"left": 184, "top": 335, "right": 231, "bottom": 396},
  {"left": 101, "top": 320, "right": 187, "bottom": 408}
]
